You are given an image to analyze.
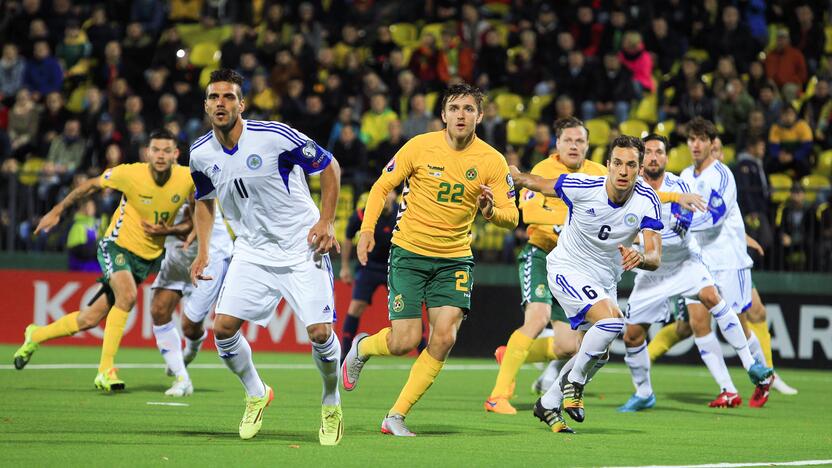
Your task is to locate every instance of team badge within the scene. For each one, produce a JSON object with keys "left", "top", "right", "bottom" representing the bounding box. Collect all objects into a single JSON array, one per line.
[
  {"left": 624, "top": 213, "right": 638, "bottom": 227},
  {"left": 523, "top": 191, "right": 535, "bottom": 200},
  {"left": 246, "top": 154, "right": 263, "bottom": 170},
  {"left": 115, "top": 254, "right": 126, "bottom": 266},
  {"left": 535, "top": 284, "right": 547, "bottom": 298},
  {"left": 171, "top": 194, "right": 181, "bottom": 203},
  {"left": 465, "top": 167, "right": 478, "bottom": 180},
  {"left": 302, "top": 140, "right": 317, "bottom": 159},
  {"left": 385, "top": 158, "right": 396, "bottom": 172},
  {"left": 392, "top": 294, "right": 405, "bottom": 313},
  {"left": 103, "top": 169, "right": 112, "bottom": 180},
  {"left": 506, "top": 173, "right": 515, "bottom": 188}
]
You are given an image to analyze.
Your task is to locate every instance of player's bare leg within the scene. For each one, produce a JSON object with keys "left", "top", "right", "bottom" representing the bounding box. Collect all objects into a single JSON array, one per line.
[{"left": 532, "top": 320, "right": 581, "bottom": 396}]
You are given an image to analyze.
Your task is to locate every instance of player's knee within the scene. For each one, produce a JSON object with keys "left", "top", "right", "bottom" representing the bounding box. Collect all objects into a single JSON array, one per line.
[
  {"left": 428, "top": 328, "right": 457, "bottom": 355},
  {"left": 623, "top": 330, "right": 645, "bottom": 348},
  {"left": 149, "top": 304, "right": 170, "bottom": 326},
  {"left": 675, "top": 320, "right": 693, "bottom": 339},
  {"left": 388, "top": 329, "right": 421, "bottom": 356},
  {"left": 115, "top": 291, "right": 137, "bottom": 311},
  {"left": 306, "top": 324, "right": 331, "bottom": 344},
  {"left": 213, "top": 321, "right": 237, "bottom": 340},
  {"left": 698, "top": 288, "right": 721, "bottom": 309},
  {"left": 181, "top": 318, "right": 204, "bottom": 340}
]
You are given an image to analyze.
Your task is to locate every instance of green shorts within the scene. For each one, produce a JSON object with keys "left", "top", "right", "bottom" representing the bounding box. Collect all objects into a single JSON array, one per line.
[
  {"left": 96, "top": 240, "right": 161, "bottom": 305},
  {"left": 387, "top": 245, "right": 474, "bottom": 320},
  {"left": 517, "top": 243, "right": 568, "bottom": 323}
]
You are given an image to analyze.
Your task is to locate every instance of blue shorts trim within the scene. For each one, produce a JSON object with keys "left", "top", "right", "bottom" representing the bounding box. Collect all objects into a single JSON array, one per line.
[{"left": 569, "top": 303, "right": 593, "bottom": 330}]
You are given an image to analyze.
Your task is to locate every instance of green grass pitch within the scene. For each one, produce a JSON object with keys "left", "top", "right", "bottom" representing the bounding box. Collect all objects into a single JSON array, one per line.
[{"left": 1, "top": 345, "right": 830, "bottom": 467}]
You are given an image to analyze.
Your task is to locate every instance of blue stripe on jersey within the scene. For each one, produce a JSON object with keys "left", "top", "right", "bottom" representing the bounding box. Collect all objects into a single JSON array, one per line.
[
  {"left": 635, "top": 182, "right": 661, "bottom": 208},
  {"left": 247, "top": 125, "right": 304, "bottom": 147},
  {"left": 564, "top": 175, "right": 605, "bottom": 184},
  {"left": 247, "top": 120, "right": 305, "bottom": 146},
  {"left": 554, "top": 174, "right": 574, "bottom": 224},
  {"left": 715, "top": 162, "right": 729, "bottom": 196},
  {"left": 634, "top": 186, "right": 661, "bottom": 220},
  {"left": 191, "top": 170, "right": 216, "bottom": 200},
  {"left": 190, "top": 132, "right": 213, "bottom": 152},
  {"left": 640, "top": 216, "right": 664, "bottom": 231},
  {"left": 562, "top": 182, "right": 605, "bottom": 188}
]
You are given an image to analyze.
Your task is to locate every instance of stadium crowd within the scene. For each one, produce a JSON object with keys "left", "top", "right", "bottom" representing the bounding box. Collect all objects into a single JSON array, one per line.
[{"left": 0, "top": 0, "right": 830, "bottom": 271}]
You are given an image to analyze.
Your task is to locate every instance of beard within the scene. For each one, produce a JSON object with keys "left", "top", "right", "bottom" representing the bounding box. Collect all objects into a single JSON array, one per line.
[
  {"left": 643, "top": 166, "right": 664, "bottom": 179},
  {"left": 213, "top": 114, "right": 238, "bottom": 133}
]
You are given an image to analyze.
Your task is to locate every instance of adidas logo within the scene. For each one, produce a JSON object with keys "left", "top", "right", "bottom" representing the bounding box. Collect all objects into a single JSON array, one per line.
[
  {"left": 586, "top": 208, "right": 596, "bottom": 216},
  {"left": 211, "top": 164, "right": 221, "bottom": 174},
  {"left": 323, "top": 305, "right": 331, "bottom": 313}
]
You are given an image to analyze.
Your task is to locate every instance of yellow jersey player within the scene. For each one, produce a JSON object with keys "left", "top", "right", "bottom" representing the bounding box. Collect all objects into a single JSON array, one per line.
[
  {"left": 341, "top": 83, "right": 519, "bottom": 436},
  {"left": 485, "top": 117, "right": 606, "bottom": 415},
  {"left": 13, "top": 129, "right": 194, "bottom": 392}
]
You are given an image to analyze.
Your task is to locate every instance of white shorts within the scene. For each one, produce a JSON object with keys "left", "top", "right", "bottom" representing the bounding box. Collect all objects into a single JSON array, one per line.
[
  {"left": 548, "top": 268, "right": 616, "bottom": 331},
  {"left": 152, "top": 249, "right": 231, "bottom": 324},
  {"left": 625, "top": 258, "right": 714, "bottom": 325},
  {"left": 685, "top": 268, "right": 753, "bottom": 313},
  {"left": 216, "top": 254, "right": 335, "bottom": 328},
  {"left": 152, "top": 248, "right": 193, "bottom": 294}
]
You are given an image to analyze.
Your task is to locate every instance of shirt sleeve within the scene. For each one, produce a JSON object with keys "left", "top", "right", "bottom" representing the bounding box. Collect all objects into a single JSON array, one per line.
[
  {"left": 690, "top": 164, "right": 736, "bottom": 231},
  {"left": 637, "top": 184, "right": 664, "bottom": 232},
  {"left": 484, "top": 155, "right": 519, "bottom": 229},
  {"left": 189, "top": 159, "right": 216, "bottom": 200},
  {"left": 279, "top": 136, "right": 333, "bottom": 175},
  {"left": 100, "top": 164, "right": 130, "bottom": 192},
  {"left": 360, "top": 139, "right": 415, "bottom": 233}
]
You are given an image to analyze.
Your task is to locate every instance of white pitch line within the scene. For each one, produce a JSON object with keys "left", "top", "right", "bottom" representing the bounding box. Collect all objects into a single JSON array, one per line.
[
  {"left": 603, "top": 460, "right": 832, "bottom": 468},
  {"left": 146, "top": 401, "right": 189, "bottom": 407}
]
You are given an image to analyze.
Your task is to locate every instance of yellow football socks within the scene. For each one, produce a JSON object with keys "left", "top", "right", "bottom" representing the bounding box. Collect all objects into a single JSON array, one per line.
[
  {"left": 32, "top": 311, "right": 80, "bottom": 343},
  {"left": 490, "top": 330, "right": 533, "bottom": 398},
  {"left": 390, "top": 349, "right": 444, "bottom": 416},
  {"left": 358, "top": 327, "right": 391, "bottom": 357},
  {"left": 526, "top": 336, "right": 558, "bottom": 362},
  {"left": 747, "top": 320, "right": 773, "bottom": 367},
  {"left": 648, "top": 323, "right": 682, "bottom": 362},
  {"left": 98, "top": 306, "right": 130, "bottom": 373}
]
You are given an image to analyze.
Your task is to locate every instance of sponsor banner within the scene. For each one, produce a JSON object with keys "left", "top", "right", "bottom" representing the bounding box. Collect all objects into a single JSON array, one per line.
[{"left": 0, "top": 270, "right": 392, "bottom": 353}]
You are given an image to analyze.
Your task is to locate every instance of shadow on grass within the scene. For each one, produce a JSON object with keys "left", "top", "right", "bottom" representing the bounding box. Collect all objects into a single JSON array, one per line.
[{"left": 175, "top": 429, "right": 320, "bottom": 443}]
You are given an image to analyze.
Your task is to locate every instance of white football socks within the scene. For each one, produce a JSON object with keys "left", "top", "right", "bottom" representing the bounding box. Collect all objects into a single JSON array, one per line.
[
  {"left": 153, "top": 321, "right": 188, "bottom": 380},
  {"left": 625, "top": 343, "right": 653, "bottom": 398},
  {"left": 311, "top": 331, "right": 341, "bottom": 406},
  {"left": 711, "top": 300, "right": 756, "bottom": 370},
  {"left": 216, "top": 330, "right": 265, "bottom": 398},
  {"left": 694, "top": 332, "right": 737, "bottom": 394}
]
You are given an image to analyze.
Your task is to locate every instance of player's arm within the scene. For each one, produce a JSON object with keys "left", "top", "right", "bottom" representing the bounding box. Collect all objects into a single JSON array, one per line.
[
  {"left": 35, "top": 174, "right": 102, "bottom": 234},
  {"left": 142, "top": 207, "right": 193, "bottom": 238},
  {"left": 690, "top": 172, "right": 737, "bottom": 232},
  {"left": 479, "top": 159, "right": 519, "bottom": 229},
  {"left": 357, "top": 143, "right": 414, "bottom": 265},
  {"left": 190, "top": 198, "right": 215, "bottom": 285},
  {"left": 657, "top": 191, "right": 706, "bottom": 211},
  {"left": 746, "top": 233, "right": 765, "bottom": 257},
  {"left": 509, "top": 166, "right": 559, "bottom": 197},
  {"left": 620, "top": 229, "right": 662, "bottom": 271},
  {"left": 309, "top": 157, "right": 341, "bottom": 254}
]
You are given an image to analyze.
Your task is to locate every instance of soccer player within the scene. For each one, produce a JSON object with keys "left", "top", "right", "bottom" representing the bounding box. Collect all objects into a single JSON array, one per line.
[
  {"left": 510, "top": 135, "right": 663, "bottom": 433},
  {"left": 341, "top": 83, "right": 518, "bottom": 436},
  {"left": 618, "top": 134, "right": 773, "bottom": 412},
  {"left": 13, "top": 129, "right": 194, "bottom": 392},
  {"left": 188, "top": 69, "right": 343, "bottom": 444},
  {"left": 484, "top": 117, "right": 606, "bottom": 415},
  {"left": 148, "top": 201, "right": 233, "bottom": 396},
  {"left": 680, "top": 118, "right": 775, "bottom": 407}
]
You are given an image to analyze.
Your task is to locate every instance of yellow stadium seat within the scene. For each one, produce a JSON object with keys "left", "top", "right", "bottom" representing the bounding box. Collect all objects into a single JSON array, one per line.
[
  {"left": 389, "top": 23, "right": 418, "bottom": 48},
  {"left": 814, "top": 150, "right": 832, "bottom": 177},
  {"left": 425, "top": 91, "right": 439, "bottom": 114},
  {"left": 654, "top": 120, "right": 675, "bottom": 137},
  {"left": 591, "top": 145, "right": 607, "bottom": 165},
  {"left": 619, "top": 119, "right": 650, "bottom": 138},
  {"left": 471, "top": 218, "right": 506, "bottom": 252},
  {"left": 767, "top": 24, "right": 785, "bottom": 52},
  {"left": 308, "top": 174, "right": 321, "bottom": 192},
  {"left": 769, "top": 173, "right": 793, "bottom": 204},
  {"left": 666, "top": 145, "right": 692, "bottom": 174},
  {"left": 191, "top": 42, "right": 220, "bottom": 67},
  {"left": 420, "top": 22, "right": 447, "bottom": 44},
  {"left": 506, "top": 117, "right": 536, "bottom": 146},
  {"left": 826, "top": 25, "right": 832, "bottom": 54},
  {"left": 486, "top": 21, "right": 509, "bottom": 47},
  {"left": 356, "top": 191, "right": 370, "bottom": 210},
  {"left": 585, "top": 119, "right": 611, "bottom": 147},
  {"left": 685, "top": 49, "right": 709, "bottom": 64},
  {"left": 525, "top": 94, "right": 553, "bottom": 120},
  {"left": 19, "top": 158, "right": 45, "bottom": 186},
  {"left": 176, "top": 23, "right": 232, "bottom": 48},
  {"left": 199, "top": 66, "right": 218, "bottom": 88},
  {"left": 632, "top": 93, "right": 658, "bottom": 124},
  {"left": 401, "top": 44, "right": 415, "bottom": 65},
  {"left": 493, "top": 93, "right": 524, "bottom": 119},
  {"left": 721, "top": 145, "right": 736, "bottom": 166},
  {"left": 800, "top": 174, "right": 830, "bottom": 204},
  {"left": 66, "top": 84, "right": 89, "bottom": 114}
]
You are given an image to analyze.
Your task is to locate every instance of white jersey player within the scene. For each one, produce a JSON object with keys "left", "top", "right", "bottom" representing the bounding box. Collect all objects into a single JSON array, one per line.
[
  {"left": 510, "top": 135, "right": 663, "bottom": 433},
  {"left": 149, "top": 202, "right": 233, "bottom": 397},
  {"left": 188, "top": 69, "right": 343, "bottom": 445},
  {"left": 619, "top": 134, "right": 772, "bottom": 413},
  {"left": 679, "top": 117, "right": 773, "bottom": 407}
]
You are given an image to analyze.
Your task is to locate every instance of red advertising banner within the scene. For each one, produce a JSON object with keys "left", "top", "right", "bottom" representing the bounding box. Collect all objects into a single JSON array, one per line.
[{"left": 0, "top": 270, "right": 393, "bottom": 352}]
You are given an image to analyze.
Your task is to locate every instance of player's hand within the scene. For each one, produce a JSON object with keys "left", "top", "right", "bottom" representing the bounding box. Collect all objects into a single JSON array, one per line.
[
  {"left": 356, "top": 231, "right": 375, "bottom": 266},
  {"left": 340, "top": 266, "right": 353, "bottom": 285},
  {"left": 747, "top": 235, "right": 765, "bottom": 256},
  {"left": 34, "top": 208, "right": 62, "bottom": 235},
  {"left": 308, "top": 219, "right": 340, "bottom": 255},
  {"left": 676, "top": 193, "right": 707, "bottom": 212},
  {"left": 189, "top": 253, "right": 212, "bottom": 286},
  {"left": 618, "top": 244, "right": 644, "bottom": 271},
  {"left": 182, "top": 229, "right": 197, "bottom": 250},
  {"left": 141, "top": 220, "right": 170, "bottom": 236},
  {"left": 478, "top": 185, "right": 495, "bottom": 218}
]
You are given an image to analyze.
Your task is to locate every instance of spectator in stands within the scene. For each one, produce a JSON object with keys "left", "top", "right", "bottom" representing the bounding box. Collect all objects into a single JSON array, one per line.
[
  {"left": 717, "top": 78, "right": 755, "bottom": 145},
  {"left": 297, "top": 2, "right": 325, "bottom": 53},
  {"left": 583, "top": 52, "right": 634, "bottom": 123},
  {"left": 600, "top": 9, "right": 629, "bottom": 53},
  {"left": 507, "top": 29, "right": 546, "bottom": 96},
  {"left": 130, "top": 0, "right": 164, "bottom": 36},
  {"left": 157, "top": 94, "right": 184, "bottom": 130},
  {"left": 570, "top": 5, "right": 604, "bottom": 57},
  {"left": 7, "top": 88, "right": 39, "bottom": 158},
  {"left": 393, "top": 70, "right": 419, "bottom": 119},
  {"left": 245, "top": 72, "right": 278, "bottom": 121},
  {"left": 24, "top": 41, "right": 63, "bottom": 100},
  {"left": 745, "top": 60, "right": 768, "bottom": 100},
  {"left": 552, "top": 30, "right": 576, "bottom": 70},
  {"left": 24, "top": 19, "right": 50, "bottom": 58},
  {"left": 618, "top": 30, "right": 654, "bottom": 95},
  {"left": 801, "top": 78, "right": 830, "bottom": 145},
  {"left": 765, "top": 28, "right": 807, "bottom": 90},
  {"left": 371, "top": 120, "right": 406, "bottom": 175},
  {"left": 301, "top": 94, "right": 331, "bottom": 145},
  {"left": 279, "top": 78, "right": 306, "bottom": 126},
  {"left": 0, "top": 44, "right": 25, "bottom": 101},
  {"left": 643, "top": 15, "right": 684, "bottom": 75},
  {"left": 734, "top": 135, "right": 773, "bottom": 252},
  {"left": 262, "top": 3, "right": 294, "bottom": 47},
  {"left": 79, "top": 86, "right": 106, "bottom": 135},
  {"left": 269, "top": 49, "right": 302, "bottom": 96},
  {"left": 5, "top": 0, "right": 43, "bottom": 48},
  {"left": 479, "top": 101, "right": 507, "bottom": 154},
  {"left": 328, "top": 106, "right": 358, "bottom": 151},
  {"left": 776, "top": 184, "right": 813, "bottom": 270},
  {"left": 39, "top": 92, "right": 70, "bottom": 151},
  {"left": 360, "top": 93, "right": 398, "bottom": 151},
  {"left": 713, "top": 4, "right": 760, "bottom": 73},
  {"left": 141, "top": 68, "right": 172, "bottom": 114},
  {"left": 712, "top": 55, "right": 739, "bottom": 101},
  {"left": 56, "top": 20, "right": 91, "bottom": 75},
  {"left": 85, "top": 113, "right": 121, "bottom": 173},
  {"left": 85, "top": 6, "right": 120, "bottom": 64},
  {"left": 474, "top": 28, "right": 507, "bottom": 90},
  {"left": 460, "top": 3, "right": 490, "bottom": 51},
  {"left": 555, "top": 50, "right": 592, "bottom": 109},
  {"left": 124, "top": 116, "right": 147, "bottom": 164},
  {"left": 522, "top": 123, "right": 555, "bottom": 169},
  {"left": 151, "top": 27, "right": 185, "bottom": 71},
  {"left": 789, "top": 3, "right": 825, "bottom": 75},
  {"left": 675, "top": 81, "right": 715, "bottom": 136},
  {"left": 40, "top": 118, "right": 85, "bottom": 204},
  {"left": 221, "top": 24, "right": 257, "bottom": 70},
  {"left": 402, "top": 94, "right": 432, "bottom": 140},
  {"left": 736, "top": 107, "right": 769, "bottom": 151},
  {"left": 438, "top": 27, "right": 475, "bottom": 85},
  {"left": 98, "top": 40, "right": 123, "bottom": 90},
  {"left": 66, "top": 197, "right": 100, "bottom": 272},
  {"left": 371, "top": 25, "right": 396, "bottom": 67},
  {"left": 742, "top": 0, "right": 768, "bottom": 44},
  {"left": 121, "top": 22, "right": 154, "bottom": 88},
  {"left": 236, "top": 52, "right": 260, "bottom": 96},
  {"left": 660, "top": 56, "right": 700, "bottom": 121},
  {"left": 758, "top": 82, "right": 783, "bottom": 128},
  {"left": 332, "top": 124, "right": 368, "bottom": 191},
  {"left": 768, "top": 105, "right": 813, "bottom": 178}
]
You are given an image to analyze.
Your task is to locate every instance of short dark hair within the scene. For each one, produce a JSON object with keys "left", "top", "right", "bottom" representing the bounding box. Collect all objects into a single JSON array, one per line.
[
  {"left": 441, "top": 83, "right": 485, "bottom": 113},
  {"left": 207, "top": 68, "right": 244, "bottom": 99},
  {"left": 687, "top": 116, "right": 718, "bottom": 141},
  {"left": 609, "top": 135, "right": 645, "bottom": 164},
  {"left": 746, "top": 134, "right": 765, "bottom": 148},
  {"left": 148, "top": 128, "right": 177, "bottom": 142},
  {"left": 642, "top": 133, "right": 669, "bottom": 150},
  {"left": 553, "top": 116, "right": 588, "bottom": 139}
]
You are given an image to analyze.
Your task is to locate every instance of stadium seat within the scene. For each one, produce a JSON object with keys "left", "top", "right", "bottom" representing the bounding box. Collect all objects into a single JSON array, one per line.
[
  {"left": 585, "top": 119, "right": 611, "bottom": 147},
  {"left": 666, "top": 145, "right": 692, "bottom": 174},
  {"left": 199, "top": 66, "right": 218, "bottom": 88},
  {"left": 654, "top": 120, "right": 675, "bottom": 137},
  {"left": 722, "top": 145, "right": 736, "bottom": 166},
  {"left": 493, "top": 93, "right": 524, "bottom": 120},
  {"left": 590, "top": 145, "right": 607, "bottom": 165},
  {"left": 525, "top": 94, "right": 553, "bottom": 121},
  {"left": 420, "top": 22, "right": 447, "bottom": 44},
  {"left": 769, "top": 173, "right": 793, "bottom": 204},
  {"left": 190, "top": 42, "right": 220, "bottom": 67},
  {"left": 66, "top": 84, "right": 89, "bottom": 114},
  {"left": 425, "top": 91, "right": 439, "bottom": 114},
  {"left": 389, "top": 23, "right": 418, "bottom": 48},
  {"left": 685, "top": 49, "right": 709, "bottom": 64},
  {"left": 401, "top": 44, "right": 415, "bottom": 65},
  {"left": 800, "top": 174, "right": 830, "bottom": 204},
  {"left": 471, "top": 218, "right": 505, "bottom": 252},
  {"left": 176, "top": 23, "right": 232, "bottom": 48},
  {"left": 827, "top": 25, "right": 832, "bottom": 54},
  {"left": 506, "top": 117, "right": 535, "bottom": 146},
  {"left": 767, "top": 24, "right": 785, "bottom": 52},
  {"left": 486, "top": 21, "right": 510, "bottom": 47},
  {"left": 814, "top": 150, "right": 832, "bottom": 177},
  {"left": 632, "top": 93, "right": 658, "bottom": 124},
  {"left": 18, "top": 158, "right": 45, "bottom": 186},
  {"left": 619, "top": 119, "right": 649, "bottom": 138},
  {"left": 308, "top": 174, "right": 321, "bottom": 192}
]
